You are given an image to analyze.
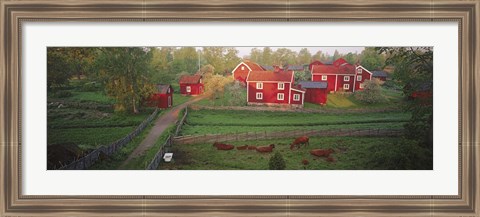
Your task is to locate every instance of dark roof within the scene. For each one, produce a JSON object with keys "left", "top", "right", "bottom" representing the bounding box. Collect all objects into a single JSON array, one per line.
[
  {"left": 156, "top": 84, "right": 172, "bottom": 94},
  {"left": 179, "top": 75, "right": 202, "bottom": 84},
  {"left": 298, "top": 81, "right": 328, "bottom": 89},
  {"left": 246, "top": 70, "right": 293, "bottom": 82},
  {"left": 372, "top": 71, "right": 388, "bottom": 77},
  {"left": 261, "top": 65, "right": 274, "bottom": 71},
  {"left": 286, "top": 65, "right": 304, "bottom": 71}
]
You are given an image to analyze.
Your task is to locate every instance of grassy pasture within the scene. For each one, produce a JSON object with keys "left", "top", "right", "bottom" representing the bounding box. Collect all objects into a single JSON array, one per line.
[
  {"left": 158, "top": 136, "right": 432, "bottom": 170},
  {"left": 180, "top": 109, "right": 409, "bottom": 136}
]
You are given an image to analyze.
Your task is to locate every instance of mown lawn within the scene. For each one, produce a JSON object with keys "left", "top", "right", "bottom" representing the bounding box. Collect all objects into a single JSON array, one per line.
[
  {"left": 158, "top": 136, "right": 432, "bottom": 170},
  {"left": 172, "top": 93, "right": 191, "bottom": 107}
]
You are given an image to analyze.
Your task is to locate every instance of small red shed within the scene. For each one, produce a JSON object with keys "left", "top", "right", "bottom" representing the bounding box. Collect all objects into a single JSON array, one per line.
[
  {"left": 299, "top": 81, "right": 328, "bottom": 105},
  {"left": 147, "top": 84, "right": 173, "bottom": 109},
  {"left": 179, "top": 75, "right": 204, "bottom": 95}
]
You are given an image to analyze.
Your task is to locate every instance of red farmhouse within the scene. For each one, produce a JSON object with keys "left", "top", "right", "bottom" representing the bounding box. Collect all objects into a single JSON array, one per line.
[
  {"left": 311, "top": 58, "right": 373, "bottom": 92},
  {"left": 179, "top": 75, "right": 204, "bottom": 95},
  {"left": 309, "top": 60, "right": 323, "bottom": 71},
  {"left": 246, "top": 70, "right": 305, "bottom": 108},
  {"left": 298, "top": 81, "right": 328, "bottom": 105},
  {"left": 147, "top": 84, "right": 173, "bottom": 109},
  {"left": 231, "top": 60, "right": 265, "bottom": 85}
]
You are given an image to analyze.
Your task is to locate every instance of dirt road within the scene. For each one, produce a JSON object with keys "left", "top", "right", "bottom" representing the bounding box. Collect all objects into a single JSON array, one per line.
[{"left": 118, "top": 95, "right": 205, "bottom": 169}]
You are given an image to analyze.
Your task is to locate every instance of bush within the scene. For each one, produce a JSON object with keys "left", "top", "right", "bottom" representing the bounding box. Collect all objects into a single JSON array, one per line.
[
  {"left": 269, "top": 152, "right": 286, "bottom": 170},
  {"left": 54, "top": 90, "right": 72, "bottom": 98},
  {"left": 81, "top": 81, "right": 101, "bottom": 91},
  {"left": 366, "top": 139, "right": 433, "bottom": 170},
  {"left": 354, "top": 79, "right": 387, "bottom": 104}
]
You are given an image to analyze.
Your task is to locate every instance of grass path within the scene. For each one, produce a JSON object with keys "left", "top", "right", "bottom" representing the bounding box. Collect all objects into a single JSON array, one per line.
[{"left": 118, "top": 95, "right": 205, "bottom": 169}]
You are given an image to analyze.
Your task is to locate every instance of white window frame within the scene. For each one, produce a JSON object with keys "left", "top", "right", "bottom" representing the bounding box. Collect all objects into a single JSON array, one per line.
[
  {"left": 357, "top": 75, "right": 362, "bottom": 81},
  {"left": 256, "top": 92, "right": 263, "bottom": 100},
  {"left": 344, "top": 76, "right": 350, "bottom": 81},
  {"left": 277, "top": 93, "right": 285, "bottom": 101},
  {"left": 322, "top": 75, "right": 328, "bottom": 81},
  {"left": 256, "top": 82, "right": 263, "bottom": 90},
  {"left": 293, "top": 94, "right": 300, "bottom": 101},
  {"left": 241, "top": 66, "right": 245, "bottom": 70},
  {"left": 357, "top": 68, "right": 362, "bottom": 74},
  {"left": 360, "top": 83, "right": 365, "bottom": 89},
  {"left": 278, "top": 83, "right": 285, "bottom": 90},
  {"left": 186, "top": 86, "right": 191, "bottom": 93},
  {"left": 343, "top": 84, "right": 350, "bottom": 90}
]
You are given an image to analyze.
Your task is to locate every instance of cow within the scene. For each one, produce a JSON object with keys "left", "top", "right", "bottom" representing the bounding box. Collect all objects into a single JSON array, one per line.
[
  {"left": 310, "top": 148, "right": 335, "bottom": 157},
  {"left": 326, "top": 156, "right": 336, "bottom": 163},
  {"left": 301, "top": 159, "right": 310, "bottom": 165},
  {"left": 290, "top": 136, "right": 309, "bottom": 150},
  {"left": 213, "top": 142, "right": 235, "bottom": 150},
  {"left": 256, "top": 144, "right": 275, "bottom": 153},
  {"left": 236, "top": 145, "right": 248, "bottom": 150},
  {"left": 247, "top": 145, "right": 257, "bottom": 150}
]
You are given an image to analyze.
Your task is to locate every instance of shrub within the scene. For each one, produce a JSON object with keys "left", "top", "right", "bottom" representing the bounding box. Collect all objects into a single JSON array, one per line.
[
  {"left": 269, "top": 152, "right": 286, "bottom": 170},
  {"left": 366, "top": 139, "right": 433, "bottom": 170},
  {"left": 354, "top": 79, "right": 387, "bottom": 104},
  {"left": 55, "top": 90, "right": 72, "bottom": 98},
  {"left": 81, "top": 81, "right": 101, "bottom": 91}
]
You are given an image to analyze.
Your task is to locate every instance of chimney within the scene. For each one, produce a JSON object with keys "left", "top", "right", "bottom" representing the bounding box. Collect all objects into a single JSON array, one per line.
[{"left": 273, "top": 65, "right": 281, "bottom": 73}]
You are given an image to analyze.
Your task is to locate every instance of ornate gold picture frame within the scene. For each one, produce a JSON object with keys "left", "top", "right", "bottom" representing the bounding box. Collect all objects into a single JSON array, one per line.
[{"left": 1, "top": 0, "right": 478, "bottom": 216}]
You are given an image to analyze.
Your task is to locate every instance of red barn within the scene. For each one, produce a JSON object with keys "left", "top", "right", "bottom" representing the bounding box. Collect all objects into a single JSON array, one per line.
[
  {"left": 298, "top": 81, "right": 328, "bottom": 105},
  {"left": 309, "top": 60, "right": 323, "bottom": 71},
  {"left": 310, "top": 58, "right": 372, "bottom": 92},
  {"left": 179, "top": 75, "right": 204, "bottom": 95},
  {"left": 147, "top": 84, "right": 173, "bottom": 109},
  {"left": 231, "top": 60, "right": 265, "bottom": 85},
  {"left": 246, "top": 70, "right": 305, "bottom": 108}
]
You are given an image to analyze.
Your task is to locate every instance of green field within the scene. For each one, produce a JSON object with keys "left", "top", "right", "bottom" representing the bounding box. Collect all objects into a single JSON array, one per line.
[
  {"left": 158, "top": 136, "right": 432, "bottom": 170},
  {"left": 180, "top": 109, "right": 409, "bottom": 136}
]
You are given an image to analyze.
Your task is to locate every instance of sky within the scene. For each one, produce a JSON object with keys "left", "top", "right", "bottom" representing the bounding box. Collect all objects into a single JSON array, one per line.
[{"left": 234, "top": 47, "right": 365, "bottom": 58}]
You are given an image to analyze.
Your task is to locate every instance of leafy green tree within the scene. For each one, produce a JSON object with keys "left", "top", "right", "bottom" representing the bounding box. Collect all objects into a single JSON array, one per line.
[
  {"left": 273, "top": 48, "right": 297, "bottom": 65},
  {"left": 47, "top": 48, "right": 73, "bottom": 91},
  {"left": 343, "top": 52, "right": 358, "bottom": 64},
  {"left": 360, "top": 47, "right": 385, "bottom": 70},
  {"left": 262, "top": 47, "right": 274, "bottom": 65},
  {"left": 204, "top": 75, "right": 233, "bottom": 105},
  {"left": 377, "top": 47, "right": 433, "bottom": 147},
  {"left": 249, "top": 48, "right": 263, "bottom": 63},
  {"left": 224, "top": 48, "right": 241, "bottom": 74},
  {"left": 332, "top": 49, "right": 341, "bottom": 61},
  {"left": 297, "top": 48, "right": 312, "bottom": 64},
  {"left": 202, "top": 47, "right": 226, "bottom": 74},
  {"left": 354, "top": 79, "right": 386, "bottom": 103},
  {"left": 312, "top": 50, "right": 329, "bottom": 63},
  {"left": 269, "top": 152, "right": 286, "bottom": 170},
  {"left": 95, "top": 47, "right": 155, "bottom": 113},
  {"left": 225, "top": 81, "right": 247, "bottom": 106}
]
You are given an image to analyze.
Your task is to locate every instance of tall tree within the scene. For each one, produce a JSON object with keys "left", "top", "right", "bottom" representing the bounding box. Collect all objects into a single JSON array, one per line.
[
  {"left": 249, "top": 48, "right": 263, "bottom": 63},
  {"left": 273, "top": 48, "right": 297, "bottom": 65},
  {"left": 47, "top": 48, "right": 73, "bottom": 91},
  {"left": 202, "top": 47, "right": 226, "bottom": 74},
  {"left": 95, "top": 47, "right": 155, "bottom": 113},
  {"left": 332, "top": 49, "right": 341, "bottom": 61},
  {"left": 360, "top": 47, "right": 385, "bottom": 70},
  {"left": 343, "top": 52, "right": 358, "bottom": 64},
  {"left": 224, "top": 48, "right": 241, "bottom": 74},
  {"left": 377, "top": 47, "right": 433, "bottom": 147},
  {"left": 262, "top": 47, "right": 273, "bottom": 65},
  {"left": 297, "top": 48, "right": 312, "bottom": 64}
]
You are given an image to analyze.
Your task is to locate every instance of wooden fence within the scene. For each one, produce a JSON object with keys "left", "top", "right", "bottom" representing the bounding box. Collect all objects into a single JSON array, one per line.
[
  {"left": 145, "top": 107, "right": 188, "bottom": 170},
  {"left": 172, "top": 128, "right": 403, "bottom": 145},
  {"left": 57, "top": 109, "right": 159, "bottom": 170}
]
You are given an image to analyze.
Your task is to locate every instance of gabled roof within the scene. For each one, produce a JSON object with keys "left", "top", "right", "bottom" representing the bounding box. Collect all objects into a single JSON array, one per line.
[
  {"left": 311, "top": 64, "right": 356, "bottom": 75},
  {"left": 261, "top": 65, "right": 274, "bottom": 71},
  {"left": 243, "top": 60, "right": 264, "bottom": 71},
  {"left": 298, "top": 81, "right": 328, "bottom": 89},
  {"left": 246, "top": 70, "right": 294, "bottom": 82},
  {"left": 291, "top": 85, "right": 306, "bottom": 93},
  {"left": 156, "top": 84, "right": 172, "bottom": 94},
  {"left": 372, "top": 70, "right": 388, "bottom": 77},
  {"left": 179, "top": 75, "right": 202, "bottom": 84}
]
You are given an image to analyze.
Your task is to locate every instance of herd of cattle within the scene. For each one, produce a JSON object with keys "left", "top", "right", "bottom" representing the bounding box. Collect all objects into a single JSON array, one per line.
[{"left": 212, "top": 136, "right": 337, "bottom": 165}]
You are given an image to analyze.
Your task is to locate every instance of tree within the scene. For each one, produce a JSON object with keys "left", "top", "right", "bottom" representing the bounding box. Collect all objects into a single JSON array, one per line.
[
  {"left": 297, "top": 48, "right": 312, "bottom": 64},
  {"left": 224, "top": 48, "right": 241, "bottom": 74},
  {"left": 95, "top": 47, "right": 155, "bottom": 113},
  {"left": 203, "top": 75, "right": 233, "bottom": 105},
  {"left": 360, "top": 47, "right": 385, "bottom": 70},
  {"left": 343, "top": 52, "right": 358, "bottom": 64},
  {"left": 354, "top": 79, "right": 386, "bottom": 103},
  {"left": 202, "top": 47, "right": 226, "bottom": 74},
  {"left": 47, "top": 48, "right": 73, "bottom": 91},
  {"left": 269, "top": 152, "right": 286, "bottom": 170},
  {"left": 332, "top": 49, "right": 341, "bottom": 61},
  {"left": 312, "top": 50, "right": 328, "bottom": 63},
  {"left": 273, "top": 48, "right": 297, "bottom": 65},
  {"left": 225, "top": 81, "right": 247, "bottom": 106},
  {"left": 262, "top": 47, "right": 274, "bottom": 65},
  {"left": 249, "top": 48, "right": 263, "bottom": 63},
  {"left": 377, "top": 47, "right": 433, "bottom": 147}
]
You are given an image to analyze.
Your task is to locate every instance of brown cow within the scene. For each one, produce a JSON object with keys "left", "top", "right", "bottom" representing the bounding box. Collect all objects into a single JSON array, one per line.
[
  {"left": 247, "top": 145, "right": 257, "bottom": 150},
  {"left": 326, "top": 156, "right": 336, "bottom": 163},
  {"left": 256, "top": 144, "right": 275, "bottom": 153},
  {"left": 301, "top": 159, "right": 310, "bottom": 165},
  {"left": 310, "top": 148, "right": 334, "bottom": 157},
  {"left": 290, "top": 136, "right": 309, "bottom": 150},
  {"left": 236, "top": 145, "right": 248, "bottom": 150},
  {"left": 213, "top": 142, "right": 235, "bottom": 150}
]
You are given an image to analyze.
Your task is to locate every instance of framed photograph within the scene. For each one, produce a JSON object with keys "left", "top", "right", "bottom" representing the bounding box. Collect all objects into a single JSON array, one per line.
[{"left": 1, "top": 0, "right": 479, "bottom": 216}]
